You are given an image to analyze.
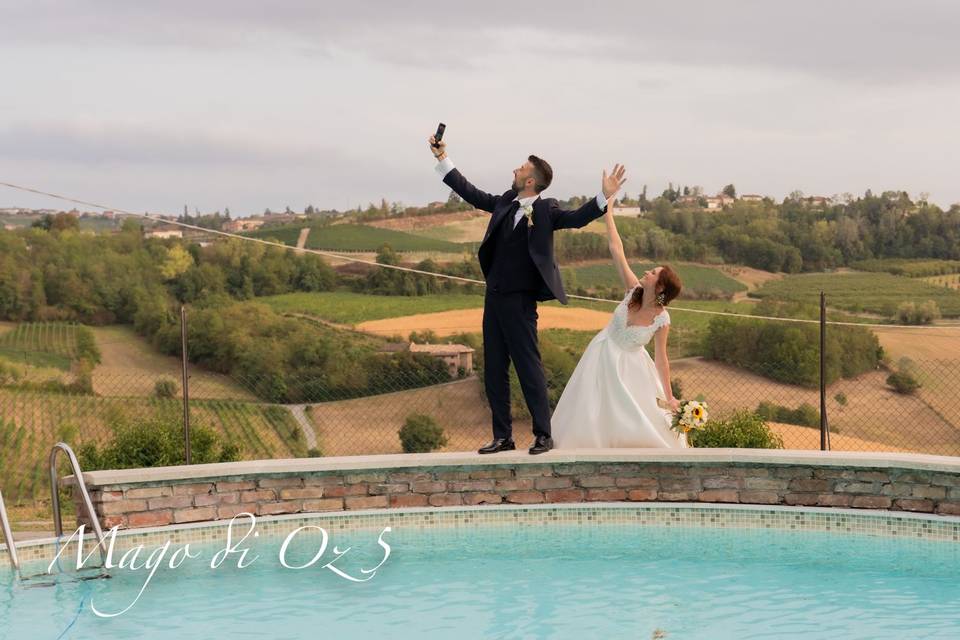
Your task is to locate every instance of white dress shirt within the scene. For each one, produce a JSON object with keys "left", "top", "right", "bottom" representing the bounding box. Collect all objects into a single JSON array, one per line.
[{"left": 435, "top": 156, "right": 608, "bottom": 228}]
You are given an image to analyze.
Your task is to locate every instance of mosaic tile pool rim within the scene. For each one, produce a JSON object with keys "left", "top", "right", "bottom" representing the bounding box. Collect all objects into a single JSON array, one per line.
[{"left": 4, "top": 501, "right": 960, "bottom": 572}]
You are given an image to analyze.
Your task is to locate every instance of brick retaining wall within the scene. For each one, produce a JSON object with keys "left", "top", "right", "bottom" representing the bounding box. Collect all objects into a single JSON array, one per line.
[{"left": 71, "top": 454, "right": 960, "bottom": 530}]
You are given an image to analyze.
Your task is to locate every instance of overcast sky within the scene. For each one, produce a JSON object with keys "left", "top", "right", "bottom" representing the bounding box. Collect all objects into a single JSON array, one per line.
[{"left": 1, "top": 1, "right": 958, "bottom": 215}]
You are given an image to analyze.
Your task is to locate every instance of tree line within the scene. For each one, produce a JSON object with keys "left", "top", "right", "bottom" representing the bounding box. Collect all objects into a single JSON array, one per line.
[{"left": 0, "top": 224, "right": 451, "bottom": 401}]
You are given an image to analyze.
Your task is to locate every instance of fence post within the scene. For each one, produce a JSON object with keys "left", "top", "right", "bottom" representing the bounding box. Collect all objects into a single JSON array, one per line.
[
  {"left": 819, "top": 291, "right": 830, "bottom": 451},
  {"left": 181, "top": 305, "right": 192, "bottom": 464}
]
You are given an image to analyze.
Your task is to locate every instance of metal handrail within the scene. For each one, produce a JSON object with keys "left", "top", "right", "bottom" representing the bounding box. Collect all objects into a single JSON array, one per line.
[
  {"left": 0, "top": 489, "right": 20, "bottom": 579},
  {"left": 49, "top": 442, "right": 108, "bottom": 567}
]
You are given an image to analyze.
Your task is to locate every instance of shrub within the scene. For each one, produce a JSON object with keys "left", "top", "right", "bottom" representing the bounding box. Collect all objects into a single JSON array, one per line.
[
  {"left": 834, "top": 392, "right": 847, "bottom": 406},
  {"left": 887, "top": 370, "right": 920, "bottom": 395},
  {"left": 398, "top": 413, "right": 448, "bottom": 453},
  {"left": 154, "top": 378, "right": 179, "bottom": 398},
  {"left": 0, "top": 359, "right": 23, "bottom": 385},
  {"left": 755, "top": 401, "right": 820, "bottom": 427},
  {"left": 895, "top": 300, "right": 941, "bottom": 325},
  {"left": 307, "top": 447, "right": 323, "bottom": 458},
  {"left": 689, "top": 410, "right": 784, "bottom": 449},
  {"left": 670, "top": 378, "right": 683, "bottom": 400},
  {"left": 78, "top": 413, "right": 239, "bottom": 470}
]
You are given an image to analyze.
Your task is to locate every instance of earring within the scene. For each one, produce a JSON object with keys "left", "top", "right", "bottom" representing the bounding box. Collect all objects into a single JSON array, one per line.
[{"left": 656, "top": 292, "right": 666, "bottom": 306}]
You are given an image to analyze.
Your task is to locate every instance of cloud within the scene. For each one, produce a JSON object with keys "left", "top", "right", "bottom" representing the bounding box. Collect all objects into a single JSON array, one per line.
[
  {"left": 0, "top": 1, "right": 958, "bottom": 210},
  {"left": 0, "top": 123, "right": 331, "bottom": 166},
  {"left": 2, "top": 1, "right": 959, "bottom": 82}
]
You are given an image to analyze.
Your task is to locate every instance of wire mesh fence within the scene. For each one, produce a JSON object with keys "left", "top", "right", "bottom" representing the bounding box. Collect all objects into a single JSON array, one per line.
[{"left": 2, "top": 310, "right": 960, "bottom": 505}]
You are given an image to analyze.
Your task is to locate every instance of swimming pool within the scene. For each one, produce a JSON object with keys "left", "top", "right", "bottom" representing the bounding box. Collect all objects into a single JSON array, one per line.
[{"left": 2, "top": 503, "right": 959, "bottom": 639}]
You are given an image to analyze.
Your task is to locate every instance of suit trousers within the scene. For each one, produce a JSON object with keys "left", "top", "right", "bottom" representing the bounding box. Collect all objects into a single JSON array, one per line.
[{"left": 482, "top": 289, "right": 552, "bottom": 440}]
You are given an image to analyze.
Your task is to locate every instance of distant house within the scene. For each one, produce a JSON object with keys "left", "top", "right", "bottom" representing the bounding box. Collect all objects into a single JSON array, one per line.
[
  {"left": 704, "top": 194, "right": 735, "bottom": 210},
  {"left": 676, "top": 195, "right": 700, "bottom": 206},
  {"left": 428, "top": 201, "right": 446, "bottom": 209},
  {"left": 223, "top": 218, "right": 266, "bottom": 233},
  {"left": 144, "top": 227, "right": 183, "bottom": 239},
  {"left": 379, "top": 341, "right": 475, "bottom": 377},
  {"left": 740, "top": 194, "right": 764, "bottom": 202},
  {"left": 804, "top": 196, "right": 831, "bottom": 208},
  {"left": 611, "top": 206, "right": 643, "bottom": 217}
]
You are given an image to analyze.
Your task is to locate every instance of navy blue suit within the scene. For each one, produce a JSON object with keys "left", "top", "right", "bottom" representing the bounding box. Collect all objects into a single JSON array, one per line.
[{"left": 442, "top": 168, "right": 607, "bottom": 440}]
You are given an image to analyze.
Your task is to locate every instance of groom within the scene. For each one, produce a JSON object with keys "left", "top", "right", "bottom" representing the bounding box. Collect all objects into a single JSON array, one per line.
[{"left": 428, "top": 133, "right": 626, "bottom": 454}]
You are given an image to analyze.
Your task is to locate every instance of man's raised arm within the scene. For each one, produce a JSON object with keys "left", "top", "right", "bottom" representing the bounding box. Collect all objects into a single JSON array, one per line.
[{"left": 428, "top": 135, "right": 499, "bottom": 213}]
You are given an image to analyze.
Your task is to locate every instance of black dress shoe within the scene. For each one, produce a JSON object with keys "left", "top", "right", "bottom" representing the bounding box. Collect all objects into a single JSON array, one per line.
[
  {"left": 478, "top": 438, "right": 516, "bottom": 454},
  {"left": 528, "top": 436, "right": 554, "bottom": 455}
]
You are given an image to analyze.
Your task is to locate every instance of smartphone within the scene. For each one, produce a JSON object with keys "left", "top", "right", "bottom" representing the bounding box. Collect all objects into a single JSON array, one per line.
[{"left": 432, "top": 122, "right": 446, "bottom": 147}]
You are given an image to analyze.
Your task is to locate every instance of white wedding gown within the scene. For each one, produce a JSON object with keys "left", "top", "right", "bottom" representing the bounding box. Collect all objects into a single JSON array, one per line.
[{"left": 551, "top": 285, "right": 688, "bottom": 449}]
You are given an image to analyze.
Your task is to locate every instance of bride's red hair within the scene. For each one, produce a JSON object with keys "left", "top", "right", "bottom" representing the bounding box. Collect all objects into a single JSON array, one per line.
[{"left": 627, "top": 265, "right": 682, "bottom": 311}]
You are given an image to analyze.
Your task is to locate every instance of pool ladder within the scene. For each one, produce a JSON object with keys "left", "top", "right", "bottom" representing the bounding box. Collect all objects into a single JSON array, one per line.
[
  {"left": 0, "top": 443, "right": 108, "bottom": 581},
  {"left": 0, "top": 488, "right": 20, "bottom": 580}
]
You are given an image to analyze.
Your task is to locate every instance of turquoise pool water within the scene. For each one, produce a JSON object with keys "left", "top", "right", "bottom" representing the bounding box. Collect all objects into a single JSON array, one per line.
[{"left": 2, "top": 519, "right": 960, "bottom": 639}]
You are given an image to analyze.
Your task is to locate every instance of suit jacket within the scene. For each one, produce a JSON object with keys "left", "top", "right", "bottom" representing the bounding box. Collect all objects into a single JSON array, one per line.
[{"left": 443, "top": 168, "right": 606, "bottom": 304}]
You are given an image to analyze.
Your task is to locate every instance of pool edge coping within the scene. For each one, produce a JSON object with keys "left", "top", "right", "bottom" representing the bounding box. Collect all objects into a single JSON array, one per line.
[{"left": 64, "top": 449, "right": 960, "bottom": 486}]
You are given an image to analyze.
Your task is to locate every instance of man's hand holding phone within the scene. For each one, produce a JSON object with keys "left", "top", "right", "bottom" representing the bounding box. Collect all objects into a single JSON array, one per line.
[
  {"left": 428, "top": 122, "right": 447, "bottom": 160},
  {"left": 428, "top": 135, "right": 447, "bottom": 159}
]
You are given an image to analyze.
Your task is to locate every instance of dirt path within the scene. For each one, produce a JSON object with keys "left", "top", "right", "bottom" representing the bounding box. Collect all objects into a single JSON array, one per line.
[
  {"left": 287, "top": 404, "right": 318, "bottom": 449},
  {"left": 357, "top": 306, "right": 613, "bottom": 337}
]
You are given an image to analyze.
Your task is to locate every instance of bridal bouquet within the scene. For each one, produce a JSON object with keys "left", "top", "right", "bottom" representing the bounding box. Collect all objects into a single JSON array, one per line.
[{"left": 671, "top": 399, "right": 709, "bottom": 434}]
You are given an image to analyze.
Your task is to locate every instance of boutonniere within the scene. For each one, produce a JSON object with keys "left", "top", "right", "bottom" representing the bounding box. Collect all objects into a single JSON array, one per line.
[{"left": 520, "top": 204, "right": 534, "bottom": 227}]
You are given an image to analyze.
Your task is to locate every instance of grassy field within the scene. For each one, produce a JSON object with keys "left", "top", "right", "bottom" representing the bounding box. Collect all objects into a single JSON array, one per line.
[
  {"left": 852, "top": 259, "right": 960, "bottom": 278},
  {"left": 405, "top": 217, "right": 489, "bottom": 243},
  {"left": 258, "top": 290, "right": 486, "bottom": 324},
  {"left": 0, "top": 391, "right": 310, "bottom": 503},
  {"left": 566, "top": 262, "right": 747, "bottom": 299},
  {"left": 245, "top": 223, "right": 470, "bottom": 253},
  {"left": 90, "top": 325, "right": 255, "bottom": 399},
  {"left": 754, "top": 271, "right": 960, "bottom": 317}
]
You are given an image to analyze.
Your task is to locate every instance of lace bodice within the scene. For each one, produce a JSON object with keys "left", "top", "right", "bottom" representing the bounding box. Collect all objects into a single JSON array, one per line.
[{"left": 607, "top": 286, "right": 671, "bottom": 350}]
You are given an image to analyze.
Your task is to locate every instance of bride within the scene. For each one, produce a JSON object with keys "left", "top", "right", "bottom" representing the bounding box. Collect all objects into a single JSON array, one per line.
[{"left": 551, "top": 205, "right": 687, "bottom": 449}]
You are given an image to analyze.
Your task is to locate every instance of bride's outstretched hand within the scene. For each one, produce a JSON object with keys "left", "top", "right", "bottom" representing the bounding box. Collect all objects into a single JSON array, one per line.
[{"left": 602, "top": 164, "right": 627, "bottom": 200}]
